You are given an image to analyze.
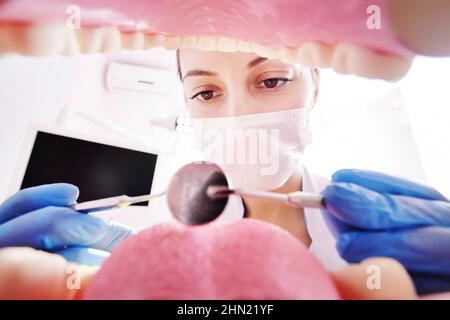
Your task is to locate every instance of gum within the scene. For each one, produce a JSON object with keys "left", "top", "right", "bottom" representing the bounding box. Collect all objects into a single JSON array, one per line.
[{"left": 0, "top": 0, "right": 415, "bottom": 80}]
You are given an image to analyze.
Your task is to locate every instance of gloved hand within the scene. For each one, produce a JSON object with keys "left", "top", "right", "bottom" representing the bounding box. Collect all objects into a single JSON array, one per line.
[
  {"left": 0, "top": 184, "right": 135, "bottom": 266},
  {"left": 321, "top": 169, "right": 450, "bottom": 295}
]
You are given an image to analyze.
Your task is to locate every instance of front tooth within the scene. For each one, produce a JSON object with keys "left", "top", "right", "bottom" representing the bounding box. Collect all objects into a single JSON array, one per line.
[
  {"left": 216, "top": 37, "right": 238, "bottom": 52},
  {"left": 181, "top": 36, "right": 197, "bottom": 49},
  {"left": 250, "top": 42, "right": 264, "bottom": 56},
  {"left": 25, "top": 23, "right": 66, "bottom": 56},
  {"left": 121, "top": 31, "right": 144, "bottom": 50},
  {"left": 101, "top": 28, "right": 121, "bottom": 53},
  {"left": 76, "top": 27, "right": 104, "bottom": 54},
  {"left": 163, "top": 35, "right": 182, "bottom": 50},
  {"left": 330, "top": 45, "right": 349, "bottom": 74},
  {"left": 144, "top": 33, "right": 164, "bottom": 49},
  {"left": 296, "top": 41, "right": 333, "bottom": 68},
  {"left": 196, "top": 36, "right": 217, "bottom": 51},
  {"left": 238, "top": 39, "right": 252, "bottom": 53},
  {"left": 331, "top": 43, "right": 412, "bottom": 81},
  {"left": 251, "top": 42, "right": 277, "bottom": 59},
  {"left": 279, "top": 47, "right": 298, "bottom": 64},
  {"left": 266, "top": 47, "right": 280, "bottom": 60},
  {"left": 63, "top": 28, "right": 81, "bottom": 55}
]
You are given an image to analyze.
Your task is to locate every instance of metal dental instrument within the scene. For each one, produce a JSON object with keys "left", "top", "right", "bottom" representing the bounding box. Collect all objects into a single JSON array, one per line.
[
  {"left": 206, "top": 185, "right": 325, "bottom": 209},
  {"left": 70, "top": 160, "right": 226, "bottom": 224},
  {"left": 71, "top": 161, "right": 323, "bottom": 226},
  {"left": 71, "top": 161, "right": 227, "bottom": 226},
  {"left": 72, "top": 191, "right": 166, "bottom": 212},
  {"left": 166, "top": 161, "right": 324, "bottom": 226}
]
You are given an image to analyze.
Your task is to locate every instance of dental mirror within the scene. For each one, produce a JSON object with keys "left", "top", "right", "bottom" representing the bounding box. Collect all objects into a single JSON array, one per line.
[{"left": 166, "top": 161, "right": 229, "bottom": 225}]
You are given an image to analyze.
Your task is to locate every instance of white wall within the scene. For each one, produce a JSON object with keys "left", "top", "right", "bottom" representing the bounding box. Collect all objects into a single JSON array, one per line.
[
  {"left": 304, "top": 56, "right": 450, "bottom": 196},
  {"left": 400, "top": 57, "right": 450, "bottom": 196},
  {"left": 0, "top": 48, "right": 187, "bottom": 229}
]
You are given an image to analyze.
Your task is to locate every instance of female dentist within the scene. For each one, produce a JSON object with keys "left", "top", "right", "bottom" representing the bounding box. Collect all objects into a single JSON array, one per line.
[{"left": 177, "top": 48, "right": 450, "bottom": 295}]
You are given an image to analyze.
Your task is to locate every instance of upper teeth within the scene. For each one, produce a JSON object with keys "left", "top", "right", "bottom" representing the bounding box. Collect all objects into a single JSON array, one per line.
[{"left": 0, "top": 23, "right": 411, "bottom": 81}]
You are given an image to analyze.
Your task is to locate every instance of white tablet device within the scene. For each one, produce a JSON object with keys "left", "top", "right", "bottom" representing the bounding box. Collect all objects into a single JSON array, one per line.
[{"left": 10, "top": 124, "right": 159, "bottom": 206}]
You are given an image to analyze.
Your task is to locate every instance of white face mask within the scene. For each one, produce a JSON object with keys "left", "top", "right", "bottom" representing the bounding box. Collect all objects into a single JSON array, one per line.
[{"left": 190, "top": 108, "right": 312, "bottom": 190}]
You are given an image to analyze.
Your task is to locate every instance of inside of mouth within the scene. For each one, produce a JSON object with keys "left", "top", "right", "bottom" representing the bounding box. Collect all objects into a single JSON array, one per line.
[{"left": 0, "top": 0, "right": 417, "bottom": 81}]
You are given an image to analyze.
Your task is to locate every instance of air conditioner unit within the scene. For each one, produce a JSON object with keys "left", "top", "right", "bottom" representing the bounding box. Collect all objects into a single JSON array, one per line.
[{"left": 106, "top": 62, "right": 176, "bottom": 95}]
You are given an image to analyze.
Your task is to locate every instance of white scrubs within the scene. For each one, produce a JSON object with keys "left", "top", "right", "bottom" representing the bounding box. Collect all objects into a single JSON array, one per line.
[{"left": 218, "top": 165, "right": 347, "bottom": 271}]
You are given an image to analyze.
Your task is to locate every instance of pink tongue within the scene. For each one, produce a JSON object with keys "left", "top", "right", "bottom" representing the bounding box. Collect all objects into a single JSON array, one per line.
[{"left": 84, "top": 219, "right": 340, "bottom": 299}]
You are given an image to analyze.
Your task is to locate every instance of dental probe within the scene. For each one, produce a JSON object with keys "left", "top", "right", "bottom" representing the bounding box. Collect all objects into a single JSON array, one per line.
[
  {"left": 71, "top": 191, "right": 166, "bottom": 212},
  {"left": 206, "top": 185, "right": 325, "bottom": 209}
]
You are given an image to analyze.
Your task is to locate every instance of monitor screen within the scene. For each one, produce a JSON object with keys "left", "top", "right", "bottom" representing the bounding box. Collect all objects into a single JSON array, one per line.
[{"left": 21, "top": 131, "right": 158, "bottom": 205}]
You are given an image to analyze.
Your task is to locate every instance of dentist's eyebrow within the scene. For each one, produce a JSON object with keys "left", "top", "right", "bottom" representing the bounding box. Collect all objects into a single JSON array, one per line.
[
  {"left": 247, "top": 57, "right": 268, "bottom": 68},
  {"left": 183, "top": 70, "right": 218, "bottom": 80}
]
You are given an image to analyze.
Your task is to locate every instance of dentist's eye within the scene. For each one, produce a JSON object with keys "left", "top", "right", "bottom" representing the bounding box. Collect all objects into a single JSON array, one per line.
[
  {"left": 257, "top": 77, "right": 292, "bottom": 89},
  {"left": 189, "top": 89, "right": 219, "bottom": 102}
]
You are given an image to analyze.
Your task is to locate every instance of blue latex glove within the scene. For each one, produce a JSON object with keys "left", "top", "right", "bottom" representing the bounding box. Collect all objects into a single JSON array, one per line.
[
  {"left": 0, "top": 184, "right": 135, "bottom": 266},
  {"left": 321, "top": 169, "right": 450, "bottom": 295}
]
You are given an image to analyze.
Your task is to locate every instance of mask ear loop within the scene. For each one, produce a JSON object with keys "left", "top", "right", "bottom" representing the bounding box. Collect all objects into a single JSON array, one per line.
[
  {"left": 290, "top": 64, "right": 316, "bottom": 153},
  {"left": 311, "top": 68, "right": 320, "bottom": 108},
  {"left": 293, "top": 63, "right": 319, "bottom": 112}
]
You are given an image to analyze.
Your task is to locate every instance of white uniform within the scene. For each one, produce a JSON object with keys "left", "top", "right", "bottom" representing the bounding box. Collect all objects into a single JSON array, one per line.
[{"left": 218, "top": 165, "right": 347, "bottom": 271}]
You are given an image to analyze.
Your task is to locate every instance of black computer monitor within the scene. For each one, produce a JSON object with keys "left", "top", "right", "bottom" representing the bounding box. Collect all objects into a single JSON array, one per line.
[{"left": 20, "top": 131, "right": 158, "bottom": 205}]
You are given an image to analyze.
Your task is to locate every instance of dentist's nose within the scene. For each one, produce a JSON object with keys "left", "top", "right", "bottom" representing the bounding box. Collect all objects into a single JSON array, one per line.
[{"left": 222, "top": 89, "right": 255, "bottom": 117}]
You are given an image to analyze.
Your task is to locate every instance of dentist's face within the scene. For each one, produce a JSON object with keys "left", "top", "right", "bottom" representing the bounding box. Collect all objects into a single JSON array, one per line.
[{"left": 178, "top": 49, "right": 318, "bottom": 118}]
